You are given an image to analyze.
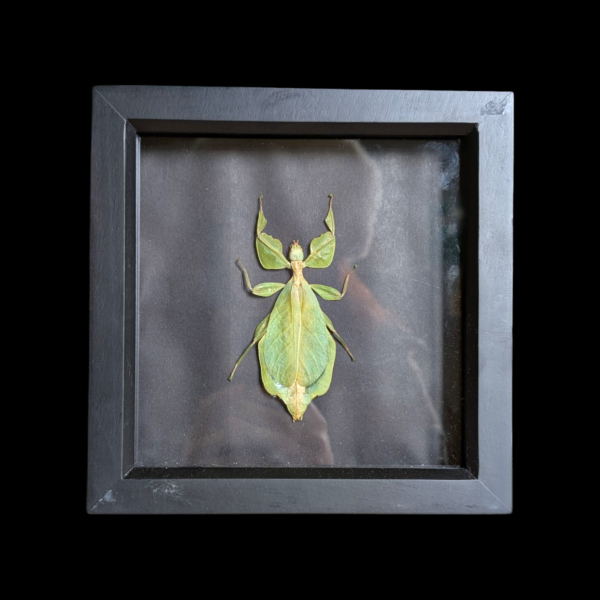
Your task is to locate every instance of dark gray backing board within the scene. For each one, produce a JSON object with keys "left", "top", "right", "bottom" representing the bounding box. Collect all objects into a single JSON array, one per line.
[
  {"left": 137, "top": 138, "right": 462, "bottom": 469},
  {"left": 88, "top": 87, "right": 513, "bottom": 513}
]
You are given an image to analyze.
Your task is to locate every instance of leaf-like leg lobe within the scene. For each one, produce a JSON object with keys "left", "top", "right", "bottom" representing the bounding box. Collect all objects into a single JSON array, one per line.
[
  {"left": 303, "top": 195, "right": 337, "bottom": 268},
  {"left": 310, "top": 265, "right": 357, "bottom": 301},
  {"left": 237, "top": 259, "right": 286, "bottom": 297},
  {"left": 255, "top": 197, "right": 291, "bottom": 270}
]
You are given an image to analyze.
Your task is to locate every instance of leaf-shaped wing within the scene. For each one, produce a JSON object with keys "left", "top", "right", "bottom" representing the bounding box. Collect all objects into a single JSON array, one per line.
[{"left": 255, "top": 196, "right": 290, "bottom": 270}]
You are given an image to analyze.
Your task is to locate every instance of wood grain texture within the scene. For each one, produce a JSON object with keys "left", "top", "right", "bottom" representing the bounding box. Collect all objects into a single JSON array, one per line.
[
  {"left": 476, "top": 97, "right": 514, "bottom": 511},
  {"left": 91, "top": 477, "right": 506, "bottom": 514},
  {"left": 88, "top": 90, "right": 127, "bottom": 509},
  {"left": 97, "top": 86, "right": 511, "bottom": 124}
]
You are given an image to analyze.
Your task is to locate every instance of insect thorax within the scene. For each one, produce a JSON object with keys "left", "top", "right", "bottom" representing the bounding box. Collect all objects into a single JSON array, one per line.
[{"left": 291, "top": 260, "right": 304, "bottom": 285}]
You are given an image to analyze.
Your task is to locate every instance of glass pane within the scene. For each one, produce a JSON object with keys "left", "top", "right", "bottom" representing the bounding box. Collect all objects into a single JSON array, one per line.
[{"left": 138, "top": 137, "right": 463, "bottom": 467}]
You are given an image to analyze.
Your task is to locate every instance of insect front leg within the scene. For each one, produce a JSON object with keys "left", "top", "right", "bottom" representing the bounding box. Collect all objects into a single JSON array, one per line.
[
  {"left": 255, "top": 196, "right": 291, "bottom": 270},
  {"left": 228, "top": 313, "right": 270, "bottom": 380},
  {"left": 310, "top": 265, "right": 357, "bottom": 300},
  {"left": 237, "top": 259, "right": 286, "bottom": 297},
  {"left": 322, "top": 312, "right": 355, "bottom": 361},
  {"left": 303, "top": 194, "right": 336, "bottom": 269}
]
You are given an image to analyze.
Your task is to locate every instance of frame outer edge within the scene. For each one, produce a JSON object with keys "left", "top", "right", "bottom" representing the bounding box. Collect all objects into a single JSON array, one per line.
[
  {"left": 477, "top": 95, "right": 514, "bottom": 511},
  {"left": 90, "top": 477, "right": 509, "bottom": 514},
  {"left": 96, "top": 86, "right": 511, "bottom": 124},
  {"left": 87, "top": 87, "right": 514, "bottom": 514},
  {"left": 88, "top": 90, "right": 127, "bottom": 511}
]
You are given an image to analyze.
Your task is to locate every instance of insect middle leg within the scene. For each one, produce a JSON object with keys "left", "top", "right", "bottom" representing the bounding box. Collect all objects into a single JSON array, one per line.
[
  {"left": 310, "top": 265, "right": 357, "bottom": 300},
  {"left": 237, "top": 259, "right": 286, "bottom": 297}
]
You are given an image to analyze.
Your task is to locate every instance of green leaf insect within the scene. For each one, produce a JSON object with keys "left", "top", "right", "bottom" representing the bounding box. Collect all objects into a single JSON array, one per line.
[{"left": 228, "top": 194, "right": 357, "bottom": 422}]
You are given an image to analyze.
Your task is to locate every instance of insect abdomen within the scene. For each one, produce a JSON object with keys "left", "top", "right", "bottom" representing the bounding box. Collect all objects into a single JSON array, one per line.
[
  {"left": 258, "top": 333, "right": 336, "bottom": 421},
  {"left": 263, "top": 280, "right": 330, "bottom": 387}
]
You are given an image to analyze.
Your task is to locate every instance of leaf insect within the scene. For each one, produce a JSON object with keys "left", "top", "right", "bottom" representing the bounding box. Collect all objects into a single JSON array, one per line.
[{"left": 228, "top": 194, "right": 356, "bottom": 421}]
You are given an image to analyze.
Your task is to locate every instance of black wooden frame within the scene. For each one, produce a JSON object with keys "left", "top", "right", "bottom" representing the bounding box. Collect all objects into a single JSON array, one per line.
[{"left": 88, "top": 87, "right": 513, "bottom": 513}]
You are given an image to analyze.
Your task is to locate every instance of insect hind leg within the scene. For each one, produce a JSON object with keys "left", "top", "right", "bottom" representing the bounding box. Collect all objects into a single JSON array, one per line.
[
  {"left": 228, "top": 314, "right": 270, "bottom": 380},
  {"left": 322, "top": 312, "right": 355, "bottom": 361}
]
